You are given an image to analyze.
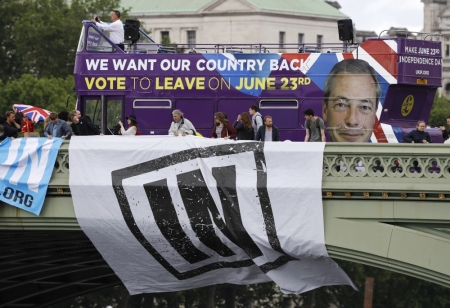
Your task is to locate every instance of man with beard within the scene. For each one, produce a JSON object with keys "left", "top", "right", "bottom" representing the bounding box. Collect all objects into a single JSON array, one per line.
[
  {"left": 255, "top": 116, "right": 280, "bottom": 142},
  {"left": 2, "top": 111, "right": 20, "bottom": 139},
  {"left": 322, "top": 59, "right": 381, "bottom": 143}
]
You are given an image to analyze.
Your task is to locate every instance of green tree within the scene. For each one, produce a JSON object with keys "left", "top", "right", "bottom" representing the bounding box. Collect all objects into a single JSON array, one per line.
[
  {"left": 13, "top": 0, "right": 75, "bottom": 79},
  {"left": 0, "top": 74, "right": 76, "bottom": 114},
  {"left": 429, "top": 93, "right": 450, "bottom": 127},
  {"left": 0, "top": 0, "right": 25, "bottom": 82},
  {"left": 0, "top": 0, "right": 130, "bottom": 81}
]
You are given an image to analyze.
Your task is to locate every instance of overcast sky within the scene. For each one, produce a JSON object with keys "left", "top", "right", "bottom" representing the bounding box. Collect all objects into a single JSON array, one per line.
[{"left": 336, "top": 0, "right": 424, "bottom": 35}]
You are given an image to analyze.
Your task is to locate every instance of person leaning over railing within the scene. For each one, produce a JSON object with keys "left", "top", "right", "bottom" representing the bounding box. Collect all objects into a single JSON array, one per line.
[
  {"left": 403, "top": 121, "right": 431, "bottom": 144},
  {"left": 168, "top": 109, "right": 196, "bottom": 136},
  {"left": 44, "top": 112, "right": 71, "bottom": 140}
]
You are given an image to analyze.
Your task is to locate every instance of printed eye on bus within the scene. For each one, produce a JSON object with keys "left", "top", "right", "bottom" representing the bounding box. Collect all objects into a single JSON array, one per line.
[{"left": 74, "top": 19, "right": 443, "bottom": 142}]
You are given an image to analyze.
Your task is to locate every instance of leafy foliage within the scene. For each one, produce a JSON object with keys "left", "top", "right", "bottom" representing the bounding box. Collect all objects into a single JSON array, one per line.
[
  {"left": 0, "top": 0, "right": 130, "bottom": 82},
  {"left": 429, "top": 93, "right": 450, "bottom": 127},
  {"left": 0, "top": 74, "right": 76, "bottom": 115}
]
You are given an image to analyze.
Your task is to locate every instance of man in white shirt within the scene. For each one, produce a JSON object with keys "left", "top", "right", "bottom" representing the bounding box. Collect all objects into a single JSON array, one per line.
[{"left": 92, "top": 10, "right": 124, "bottom": 49}]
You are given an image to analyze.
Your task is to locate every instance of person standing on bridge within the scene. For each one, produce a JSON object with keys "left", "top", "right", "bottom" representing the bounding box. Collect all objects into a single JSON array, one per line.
[
  {"left": 322, "top": 59, "right": 381, "bottom": 143},
  {"left": 168, "top": 109, "right": 196, "bottom": 136},
  {"left": 211, "top": 112, "right": 236, "bottom": 139},
  {"left": 92, "top": 10, "right": 124, "bottom": 50},
  {"left": 1, "top": 111, "right": 20, "bottom": 139},
  {"left": 439, "top": 116, "right": 450, "bottom": 142},
  {"left": 233, "top": 112, "right": 255, "bottom": 140},
  {"left": 118, "top": 115, "right": 138, "bottom": 136},
  {"left": 255, "top": 116, "right": 280, "bottom": 142},
  {"left": 403, "top": 121, "right": 432, "bottom": 144},
  {"left": 304, "top": 108, "right": 326, "bottom": 142},
  {"left": 249, "top": 105, "right": 263, "bottom": 139}
]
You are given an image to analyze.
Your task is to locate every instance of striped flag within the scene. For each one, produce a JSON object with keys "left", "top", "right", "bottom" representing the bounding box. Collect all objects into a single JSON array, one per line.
[{"left": 13, "top": 104, "right": 51, "bottom": 122}]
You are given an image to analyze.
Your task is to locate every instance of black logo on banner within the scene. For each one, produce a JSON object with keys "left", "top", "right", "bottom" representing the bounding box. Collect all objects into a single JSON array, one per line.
[{"left": 111, "top": 142, "right": 295, "bottom": 280}]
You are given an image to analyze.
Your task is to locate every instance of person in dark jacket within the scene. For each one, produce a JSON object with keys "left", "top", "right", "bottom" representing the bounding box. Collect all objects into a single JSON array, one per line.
[
  {"left": 71, "top": 113, "right": 100, "bottom": 136},
  {"left": 255, "top": 115, "right": 280, "bottom": 142},
  {"left": 403, "top": 121, "right": 431, "bottom": 144},
  {"left": 233, "top": 112, "right": 254, "bottom": 140},
  {"left": 211, "top": 112, "right": 237, "bottom": 139},
  {"left": 439, "top": 116, "right": 450, "bottom": 141},
  {"left": 0, "top": 125, "right": 7, "bottom": 142},
  {"left": 2, "top": 111, "right": 20, "bottom": 139}
]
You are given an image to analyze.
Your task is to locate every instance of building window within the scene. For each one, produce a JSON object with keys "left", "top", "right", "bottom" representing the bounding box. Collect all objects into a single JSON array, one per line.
[
  {"left": 446, "top": 45, "right": 449, "bottom": 57},
  {"left": 161, "top": 31, "right": 170, "bottom": 44},
  {"left": 187, "top": 31, "right": 196, "bottom": 47},
  {"left": 298, "top": 33, "right": 304, "bottom": 45},
  {"left": 317, "top": 35, "right": 323, "bottom": 45},
  {"left": 279, "top": 31, "right": 285, "bottom": 49}
]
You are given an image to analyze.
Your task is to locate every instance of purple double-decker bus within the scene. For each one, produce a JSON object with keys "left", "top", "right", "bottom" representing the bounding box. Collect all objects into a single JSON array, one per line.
[{"left": 74, "top": 20, "right": 443, "bottom": 142}]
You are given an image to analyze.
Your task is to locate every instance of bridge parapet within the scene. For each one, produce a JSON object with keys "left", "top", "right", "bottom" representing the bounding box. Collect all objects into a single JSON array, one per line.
[
  {"left": 48, "top": 142, "right": 450, "bottom": 195},
  {"left": 0, "top": 142, "right": 450, "bottom": 300},
  {"left": 322, "top": 143, "right": 450, "bottom": 201}
]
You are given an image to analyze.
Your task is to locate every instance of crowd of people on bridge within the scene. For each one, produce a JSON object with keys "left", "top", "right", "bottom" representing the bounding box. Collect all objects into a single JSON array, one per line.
[
  {"left": 1, "top": 104, "right": 450, "bottom": 144},
  {"left": 169, "top": 105, "right": 280, "bottom": 142}
]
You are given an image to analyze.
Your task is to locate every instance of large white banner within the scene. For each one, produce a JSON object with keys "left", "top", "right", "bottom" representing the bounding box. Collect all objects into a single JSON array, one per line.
[{"left": 69, "top": 136, "right": 355, "bottom": 294}]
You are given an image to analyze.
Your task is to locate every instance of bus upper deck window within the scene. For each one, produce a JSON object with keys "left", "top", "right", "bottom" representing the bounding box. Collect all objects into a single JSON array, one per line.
[{"left": 86, "top": 27, "right": 115, "bottom": 53}]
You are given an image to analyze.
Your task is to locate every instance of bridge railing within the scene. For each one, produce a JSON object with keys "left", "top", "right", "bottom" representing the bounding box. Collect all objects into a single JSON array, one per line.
[
  {"left": 48, "top": 142, "right": 450, "bottom": 201},
  {"left": 322, "top": 143, "right": 450, "bottom": 201}
]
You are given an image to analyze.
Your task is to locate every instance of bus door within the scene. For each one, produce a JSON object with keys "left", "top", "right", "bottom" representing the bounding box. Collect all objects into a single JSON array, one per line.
[{"left": 83, "top": 96, "right": 123, "bottom": 135}]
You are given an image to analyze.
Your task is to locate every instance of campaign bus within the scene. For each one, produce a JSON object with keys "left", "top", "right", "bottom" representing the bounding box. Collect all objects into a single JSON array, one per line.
[{"left": 73, "top": 20, "right": 443, "bottom": 142}]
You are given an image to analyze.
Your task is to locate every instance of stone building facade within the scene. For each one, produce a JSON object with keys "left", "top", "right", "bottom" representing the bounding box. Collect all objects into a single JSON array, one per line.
[
  {"left": 422, "top": 0, "right": 450, "bottom": 95},
  {"left": 123, "top": 0, "right": 348, "bottom": 52},
  {"left": 121, "top": 0, "right": 446, "bottom": 92}
]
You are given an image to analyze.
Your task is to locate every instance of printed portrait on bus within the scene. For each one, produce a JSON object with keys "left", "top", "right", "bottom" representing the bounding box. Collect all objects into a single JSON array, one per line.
[{"left": 322, "top": 59, "right": 381, "bottom": 143}]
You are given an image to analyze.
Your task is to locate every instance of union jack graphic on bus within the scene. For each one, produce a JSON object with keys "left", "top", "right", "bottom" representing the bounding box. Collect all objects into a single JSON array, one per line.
[{"left": 13, "top": 104, "right": 51, "bottom": 123}]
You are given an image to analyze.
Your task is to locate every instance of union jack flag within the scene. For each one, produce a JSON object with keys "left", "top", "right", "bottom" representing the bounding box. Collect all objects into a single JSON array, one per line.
[{"left": 13, "top": 104, "right": 51, "bottom": 123}]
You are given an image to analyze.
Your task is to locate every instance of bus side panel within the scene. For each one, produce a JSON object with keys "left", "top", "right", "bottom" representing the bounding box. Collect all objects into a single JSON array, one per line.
[
  {"left": 380, "top": 85, "right": 437, "bottom": 127},
  {"left": 130, "top": 98, "right": 172, "bottom": 135},
  {"left": 175, "top": 99, "right": 215, "bottom": 137}
]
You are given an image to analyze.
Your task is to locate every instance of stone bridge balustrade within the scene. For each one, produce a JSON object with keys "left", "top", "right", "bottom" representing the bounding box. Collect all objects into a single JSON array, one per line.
[
  {"left": 48, "top": 142, "right": 450, "bottom": 199},
  {"left": 322, "top": 143, "right": 450, "bottom": 201},
  {"left": 0, "top": 142, "right": 450, "bottom": 307}
]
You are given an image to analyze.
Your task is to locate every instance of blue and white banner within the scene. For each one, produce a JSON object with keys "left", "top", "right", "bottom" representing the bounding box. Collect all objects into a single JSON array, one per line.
[
  {"left": 70, "top": 136, "right": 355, "bottom": 295},
  {"left": 0, "top": 137, "right": 63, "bottom": 215}
]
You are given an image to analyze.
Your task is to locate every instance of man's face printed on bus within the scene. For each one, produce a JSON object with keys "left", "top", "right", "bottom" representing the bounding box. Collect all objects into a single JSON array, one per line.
[{"left": 323, "top": 73, "right": 377, "bottom": 143}]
